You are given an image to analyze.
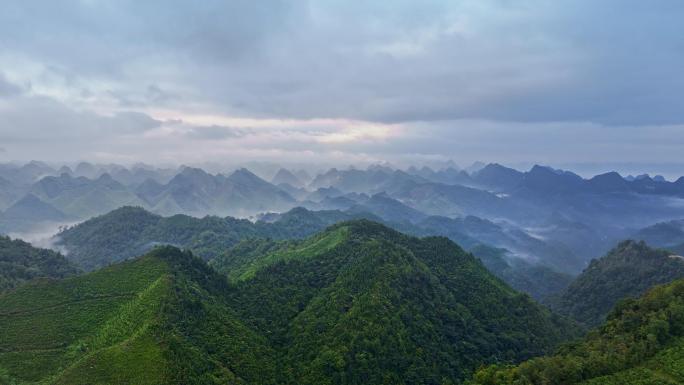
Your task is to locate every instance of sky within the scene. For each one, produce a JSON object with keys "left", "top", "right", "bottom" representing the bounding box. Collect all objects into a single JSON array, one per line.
[{"left": 0, "top": 0, "right": 683, "bottom": 174}]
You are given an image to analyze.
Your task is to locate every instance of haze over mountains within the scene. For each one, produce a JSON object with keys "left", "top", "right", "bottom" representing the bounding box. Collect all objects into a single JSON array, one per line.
[{"left": 3, "top": 160, "right": 684, "bottom": 280}]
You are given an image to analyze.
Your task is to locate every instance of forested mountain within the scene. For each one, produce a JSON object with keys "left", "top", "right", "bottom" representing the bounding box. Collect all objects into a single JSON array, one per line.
[
  {"left": 0, "top": 246, "right": 276, "bottom": 384},
  {"left": 472, "top": 245, "right": 574, "bottom": 302},
  {"left": 0, "top": 223, "right": 580, "bottom": 384},
  {"left": 549, "top": 240, "right": 684, "bottom": 327},
  {"left": 470, "top": 278, "right": 684, "bottom": 384},
  {"left": 56, "top": 206, "right": 573, "bottom": 300},
  {"left": 0, "top": 235, "right": 79, "bottom": 291},
  {"left": 56, "top": 206, "right": 368, "bottom": 271},
  {"left": 218, "top": 220, "right": 580, "bottom": 383}
]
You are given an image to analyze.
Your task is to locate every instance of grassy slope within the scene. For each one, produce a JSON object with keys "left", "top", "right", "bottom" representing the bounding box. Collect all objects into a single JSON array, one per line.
[{"left": 0, "top": 247, "right": 275, "bottom": 385}]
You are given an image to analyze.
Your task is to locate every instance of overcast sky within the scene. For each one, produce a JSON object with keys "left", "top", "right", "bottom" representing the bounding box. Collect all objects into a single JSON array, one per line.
[{"left": 1, "top": 0, "right": 683, "bottom": 173}]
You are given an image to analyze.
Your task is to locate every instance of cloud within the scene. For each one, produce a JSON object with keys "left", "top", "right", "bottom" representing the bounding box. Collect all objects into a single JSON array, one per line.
[
  {"left": 0, "top": 73, "right": 24, "bottom": 98},
  {"left": 0, "top": 95, "right": 162, "bottom": 140},
  {"left": 0, "top": 1, "right": 683, "bottom": 167},
  {"left": 183, "top": 124, "right": 252, "bottom": 140}
]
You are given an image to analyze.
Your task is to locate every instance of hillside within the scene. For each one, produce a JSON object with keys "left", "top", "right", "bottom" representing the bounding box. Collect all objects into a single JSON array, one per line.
[
  {"left": 471, "top": 245, "right": 573, "bottom": 302},
  {"left": 470, "top": 278, "right": 684, "bottom": 385},
  {"left": 221, "top": 220, "right": 581, "bottom": 383},
  {"left": 0, "top": 246, "right": 276, "bottom": 385},
  {"left": 550, "top": 240, "right": 684, "bottom": 327},
  {"left": 2, "top": 222, "right": 580, "bottom": 384},
  {"left": 57, "top": 206, "right": 576, "bottom": 301},
  {"left": 0, "top": 235, "right": 79, "bottom": 292},
  {"left": 56, "top": 206, "right": 364, "bottom": 271}
]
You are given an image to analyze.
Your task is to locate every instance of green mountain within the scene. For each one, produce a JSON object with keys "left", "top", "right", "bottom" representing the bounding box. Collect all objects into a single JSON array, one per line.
[
  {"left": 549, "top": 240, "right": 684, "bottom": 327},
  {"left": 470, "top": 278, "right": 684, "bottom": 385},
  {"left": 0, "top": 246, "right": 276, "bottom": 385},
  {"left": 58, "top": 206, "right": 575, "bottom": 302},
  {"left": 471, "top": 244, "right": 573, "bottom": 302},
  {"left": 56, "top": 206, "right": 365, "bottom": 271},
  {"left": 220, "top": 220, "right": 580, "bottom": 384},
  {"left": 5, "top": 221, "right": 581, "bottom": 384},
  {"left": 0, "top": 235, "right": 79, "bottom": 292}
]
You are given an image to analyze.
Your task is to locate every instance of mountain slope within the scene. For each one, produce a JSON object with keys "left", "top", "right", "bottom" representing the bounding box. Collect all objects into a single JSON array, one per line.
[
  {"left": 0, "top": 246, "right": 276, "bottom": 385},
  {"left": 0, "top": 193, "right": 69, "bottom": 233},
  {"left": 470, "top": 278, "right": 684, "bottom": 385},
  {"left": 57, "top": 206, "right": 361, "bottom": 271},
  {"left": 550, "top": 240, "right": 684, "bottom": 327},
  {"left": 0, "top": 235, "right": 79, "bottom": 292},
  {"left": 223, "top": 220, "right": 580, "bottom": 383}
]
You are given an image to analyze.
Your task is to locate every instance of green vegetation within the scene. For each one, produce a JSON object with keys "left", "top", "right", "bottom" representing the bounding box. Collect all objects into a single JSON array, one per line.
[
  {"left": 223, "top": 220, "right": 580, "bottom": 384},
  {"left": 469, "top": 278, "right": 684, "bottom": 385},
  {"left": 57, "top": 206, "right": 359, "bottom": 271},
  {"left": 471, "top": 244, "right": 573, "bottom": 302},
  {"left": 549, "top": 240, "right": 684, "bottom": 327},
  {"left": 0, "top": 235, "right": 79, "bottom": 292},
  {"left": 58, "top": 206, "right": 576, "bottom": 303},
  {"left": 1, "top": 220, "right": 581, "bottom": 384},
  {"left": 0, "top": 246, "right": 275, "bottom": 385}
]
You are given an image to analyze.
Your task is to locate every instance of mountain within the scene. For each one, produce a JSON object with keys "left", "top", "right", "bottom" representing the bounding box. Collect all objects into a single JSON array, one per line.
[
  {"left": 30, "top": 173, "right": 146, "bottom": 218},
  {"left": 219, "top": 220, "right": 580, "bottom": 383},
  {"left": 309, "top": 167, "right": 427, "bottom": 194},
  {"left": 1, "top": 223, "right": 581, "bottom": 384},
  {"left": 633, "top": 219, "right": 684, "bottom": 250},
  {"left": 271, "top": 168, "right": 304, "bottom": 188},
  {"left": 471, "top": 278, "right": 684, "bottom": 385},
  {"left": 56, "top": 206, "right": 364, "bottom": 271},
  {"left": 471, "top": 244, "right": 573, "bottom": 302},
  {"left": 518, "top": 165, "right": 585, "bottom": 196},
  {"left": 0, "top": 235, "right": 79, "bottom": 291},
  {"left": 346, "top": 192, "right": 427, "bottom": 224},
  {"left": 471, "top": 163, "right": 524, "bottom": 191},
  {"left": 0, "top": 246, "right": 276, "bottom": 384},
  {"left": 549, "top": 240, "right": 684, "bottom": 327},
  {"left": 586, "top": 171, "right": 631, "bottom": 193},
  {"left": 147, "top": 167, "right": 296, "bottom": 217},
  {"left": 0, "top": 176, "right": 21, "bottom": 211},
  {"left": 0, "top": 193, "right": 69, "bottom": 233}
]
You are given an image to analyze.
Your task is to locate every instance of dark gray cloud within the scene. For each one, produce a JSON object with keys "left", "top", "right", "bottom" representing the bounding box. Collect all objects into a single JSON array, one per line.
[{"left": 0, "top": 0, "right": 682, "bottom": 166}]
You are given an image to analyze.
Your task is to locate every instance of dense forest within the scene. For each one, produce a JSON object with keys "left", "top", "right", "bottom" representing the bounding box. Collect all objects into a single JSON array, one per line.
[
  {"left": 470, "top": 278, "right": 684, "bottom": 384},
  {"left": 0, "top": 220, "right": 580, "bottom": 384},
  {"left": 549, "top": 240, "right": 684, "bottom": 327},
  {"left": 58, "top": 206, "right": 573, "bottom": 301},
  {"left": 0, "top": 235, "right": 79, "bottom": 292}
]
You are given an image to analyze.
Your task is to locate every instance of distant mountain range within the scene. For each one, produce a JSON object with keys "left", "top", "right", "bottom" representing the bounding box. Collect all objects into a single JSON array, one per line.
[{"left": 3, "top": 160, "right": 684, "bottom": 277}]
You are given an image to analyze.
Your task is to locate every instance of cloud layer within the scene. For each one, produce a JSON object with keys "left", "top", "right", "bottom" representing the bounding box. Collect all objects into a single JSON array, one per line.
[{"left": 0, "top": 0, "right": 683, "bottom": 168}]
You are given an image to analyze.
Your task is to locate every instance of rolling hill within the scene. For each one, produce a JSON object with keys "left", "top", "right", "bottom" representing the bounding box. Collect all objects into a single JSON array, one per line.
[
  {"left": 0, "top": 235, "right": 79, "bottom": 292},
  {"left": 3, "top": 221, "right": 582, "bottom": 384},
  {"left": 219, "top": 220, "right": 580, "bottom": 383},
  {"left": 470, "top": 278, "right": 684, "bottom": 385},
  {"left": 549, "top": 240, "right": 684, "bottom": 327},
  {"left": 0, "top": 246, "right": 275, "bottom": 384}
]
